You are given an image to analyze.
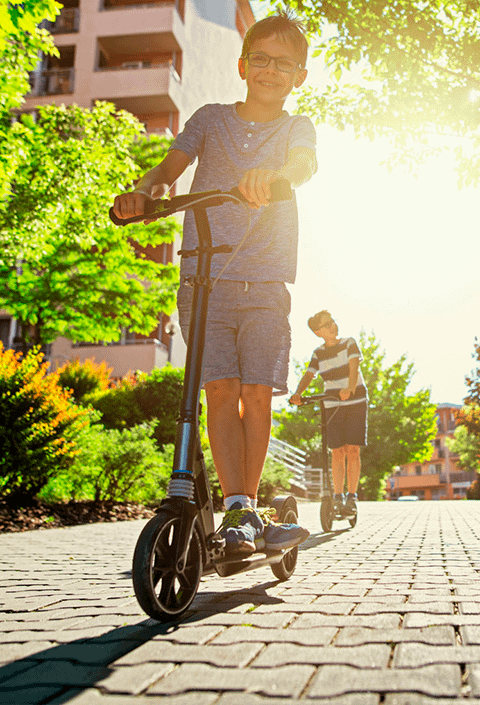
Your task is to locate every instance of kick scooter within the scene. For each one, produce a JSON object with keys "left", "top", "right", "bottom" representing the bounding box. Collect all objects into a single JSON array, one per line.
[
  {"left": 298, "top": 394, "right": 357, "bottom": 532},
  {"left": 110, "top": 180, "right": 302, "bottom": 622}
]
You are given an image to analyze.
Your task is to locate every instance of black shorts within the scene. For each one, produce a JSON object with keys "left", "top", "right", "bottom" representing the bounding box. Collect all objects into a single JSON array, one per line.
[{"left": 325, "top": 401, "right": 368, "bottom": 449}]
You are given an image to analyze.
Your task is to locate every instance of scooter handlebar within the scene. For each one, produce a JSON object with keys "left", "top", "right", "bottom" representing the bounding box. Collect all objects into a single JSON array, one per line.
[{"left": 109, "top": 178, "right": 293, "bottom": 227}]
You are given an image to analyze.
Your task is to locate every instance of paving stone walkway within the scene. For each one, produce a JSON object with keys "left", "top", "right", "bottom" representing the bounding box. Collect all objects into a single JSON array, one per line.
[{"left": 1, "top": 500, "right": 480, "bottom": 704}]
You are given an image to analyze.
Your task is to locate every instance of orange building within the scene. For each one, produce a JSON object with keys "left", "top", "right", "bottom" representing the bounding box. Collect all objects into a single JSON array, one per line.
[
  {"left": 0, "top": 0, "right": 255, "bottom": 375},
  {"left": 386, "top": 403, "right": 476, "bottom": 500}
]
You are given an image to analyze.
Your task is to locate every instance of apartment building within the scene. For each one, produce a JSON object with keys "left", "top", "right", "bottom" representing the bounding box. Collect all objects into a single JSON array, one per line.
[
  {"left": 386, "top": 403, "right": 476, "bottom": 500},
  {"left": 1, "top": 0, "right": 255, "bottom": 376}
]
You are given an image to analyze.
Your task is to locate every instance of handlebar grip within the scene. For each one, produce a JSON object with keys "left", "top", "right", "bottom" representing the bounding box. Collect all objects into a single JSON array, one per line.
[
  {"left": 109, "top": 196, "right": 157, "bottom": 226},
  {"left": 230, "top": 177, "right": 292, "bottom": 204}
]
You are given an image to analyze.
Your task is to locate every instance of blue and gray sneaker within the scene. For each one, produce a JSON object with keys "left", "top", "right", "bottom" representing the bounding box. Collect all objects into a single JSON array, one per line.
[
  {"left": 218, "top": 502, "right": 265, "bottom": 554},
  {"left": 258, "top": 508, "right": 310, "bottom": 551},
  {"left": 344, "top": 493, "right": 357, "bottom": 516}
]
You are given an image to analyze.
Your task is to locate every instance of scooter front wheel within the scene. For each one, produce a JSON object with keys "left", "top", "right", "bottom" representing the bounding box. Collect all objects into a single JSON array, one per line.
[
  {"left": 320, "top": 497, "right": 334, "bottom": 532},
  {"left": 132, "top": 510, "right": 202, "bottom": 622}
]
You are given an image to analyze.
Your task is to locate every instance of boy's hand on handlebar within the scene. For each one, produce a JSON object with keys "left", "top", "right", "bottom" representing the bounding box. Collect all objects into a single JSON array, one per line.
[
  {"left": 289, "top": 393, "right": 303, "bottom": 406},
  {"left": 238, "top": 168, "right": 283, "bottom": 209},
  {"left": 112, "top": 191, "right": 151, "bottom": 222}
]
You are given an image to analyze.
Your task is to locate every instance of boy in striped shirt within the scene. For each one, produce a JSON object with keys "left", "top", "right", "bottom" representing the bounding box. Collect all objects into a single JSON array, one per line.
[{"left": 290, "top": 310, "right": 368, "bottom": 517}]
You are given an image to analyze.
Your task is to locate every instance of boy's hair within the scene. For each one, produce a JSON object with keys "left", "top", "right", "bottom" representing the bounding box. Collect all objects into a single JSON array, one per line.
[
  {"left": 308, "top": 310, "right": 332, "bottom": 332},
  {"left": 241, "top": 10, "right": 309, "bottom": 68}
]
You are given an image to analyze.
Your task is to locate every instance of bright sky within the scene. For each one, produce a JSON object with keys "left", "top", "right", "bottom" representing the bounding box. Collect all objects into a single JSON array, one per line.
[{"left": 246, "top": 2, "right": 479, "bottom": 408}]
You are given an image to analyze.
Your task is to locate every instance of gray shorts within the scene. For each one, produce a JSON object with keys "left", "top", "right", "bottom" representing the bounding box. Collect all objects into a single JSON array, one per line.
[{"left": 177, "top": 280, "right": 291, "bottom": 395}]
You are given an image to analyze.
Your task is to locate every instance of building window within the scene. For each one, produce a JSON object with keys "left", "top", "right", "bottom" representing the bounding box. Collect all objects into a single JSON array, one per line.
[
  {"left": 0, "top": 318, "right": 12, "bottom": 348},
  {"left": 415, "top": 465, "right": 422, "bottom": 475}
]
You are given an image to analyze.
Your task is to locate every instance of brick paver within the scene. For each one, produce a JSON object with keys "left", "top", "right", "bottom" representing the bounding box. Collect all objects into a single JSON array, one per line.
[{"left": 2, "top": 501, "right": 480, "bottom": 702}]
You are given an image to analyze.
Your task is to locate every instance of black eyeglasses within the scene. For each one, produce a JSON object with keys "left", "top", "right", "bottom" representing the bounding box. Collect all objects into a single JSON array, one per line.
[{"left": 244, "top": 52, "right": 301, "bottom": 74}]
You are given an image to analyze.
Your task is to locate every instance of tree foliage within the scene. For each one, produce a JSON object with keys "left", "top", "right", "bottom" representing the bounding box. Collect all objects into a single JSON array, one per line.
[
  {"left": 445, "top": 424, "right": 480, "bottom": 473},
  {"left": 0, "top": 1, "right": 59, "bottom": 203},
  {"left": 457, "top": 339, "right": 480, "bottom": 438},
  {"left": 273, "top": 330, "right": 437, "bottom": 499},
  {"left": 273, "top": 0, "right": 480, "bottom": 185},
  {"left": 0, "top": 107, "right": 180, "bottom": 348}
]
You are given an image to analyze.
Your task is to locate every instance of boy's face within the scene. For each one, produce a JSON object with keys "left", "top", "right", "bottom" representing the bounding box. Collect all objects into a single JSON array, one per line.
[
  {"left": 238, "top": 34, "right": 307, "bottom": 105},
  {"left": 314, "top": 317, "right": 339, "bottom": 341}
]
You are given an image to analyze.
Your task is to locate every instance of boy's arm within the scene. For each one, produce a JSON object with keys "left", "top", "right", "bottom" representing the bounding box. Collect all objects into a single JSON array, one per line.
[
  {"left": 112, "top": 149, "right": 191, "bottom": 221},
  {"left": 339, "top": 358, "right": 360, "bottom": 401},
  {"left": 238, "top": 146, "right": 316, "bottom": 208},
  {"left": 289, "top": 370, "right": 315, "bottom": 405}
]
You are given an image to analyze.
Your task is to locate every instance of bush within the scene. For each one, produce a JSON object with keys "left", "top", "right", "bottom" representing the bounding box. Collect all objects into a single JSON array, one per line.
[
  {"left": 90, "top": 364, "right": 186, "bottom": 447},
  {"left": 57, "top": 358, "right": 112, "bottom": 404},
  {"left": 203, "top": 447, "right": 292, "bottom": 510},
  {"left": 38, "top": 423, "right": 173, "bottom": 504},
  {"left": 0, "top": 344, "right": 89, "bottom": 505}
]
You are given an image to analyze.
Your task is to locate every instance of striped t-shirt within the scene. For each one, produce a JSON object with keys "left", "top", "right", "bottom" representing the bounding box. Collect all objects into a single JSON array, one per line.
[{"left": 307, "top": 337, "right": 368, "bottom": 409}]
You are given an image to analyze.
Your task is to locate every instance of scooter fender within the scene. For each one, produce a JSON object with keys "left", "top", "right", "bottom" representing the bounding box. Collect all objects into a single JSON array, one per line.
[{"left": 270, "top": 495, "right": 298, "bottom": 523}]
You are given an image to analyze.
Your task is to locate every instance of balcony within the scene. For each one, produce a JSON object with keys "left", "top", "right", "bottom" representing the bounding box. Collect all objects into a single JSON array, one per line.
[
  {"left": 31, "top": 68, "right": 75, "bottom": 96},
  {"left": 102, "top": 0, "right": 184, "bottom": 20},
  {"left": 92, "top": 62, "right": 181, "bottom": 115},
  {"left": 51, "top": 7, "right": 80, "bottom": 34},
  {"left": 93, "top": 6, "right": 184, "bottom": 52},
  {"left": 393, "top": 474, "right": 445, "bottom": 490}
]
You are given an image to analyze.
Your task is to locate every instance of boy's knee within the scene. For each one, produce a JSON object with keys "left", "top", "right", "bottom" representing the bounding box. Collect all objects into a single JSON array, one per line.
[
  {"left": 205, "top": 378, "right": 241, "bottom": 407},
  {"left": 240, "top": 384, "right": 273, "bottom": 411}
]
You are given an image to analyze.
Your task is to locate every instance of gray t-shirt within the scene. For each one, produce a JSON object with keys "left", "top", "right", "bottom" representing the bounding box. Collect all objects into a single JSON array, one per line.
[{"left": 170, "top": 103, "right": 317, "bottom": 283}]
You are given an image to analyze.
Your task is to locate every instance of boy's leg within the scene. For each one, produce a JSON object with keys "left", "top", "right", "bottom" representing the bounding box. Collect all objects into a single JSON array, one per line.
[
  {"left": 205, "top": 377, "right": 245, "bottom": 497},
  {"left": 346, "top": 445, "right": 361, "bottom": 493},
  {"left": 239, "top": 383, "right": 273, "bottom": 498},
  {"left": 205, "top": 379, "right": 272, "bottom": 498},
  {"left": 331, "top": 446, "right": 347, "bottom": 495}
]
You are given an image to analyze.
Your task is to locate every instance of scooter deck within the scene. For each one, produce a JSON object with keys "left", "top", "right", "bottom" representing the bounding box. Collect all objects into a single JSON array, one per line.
[{"left": 206, "top": 548, "right": 288, "bottom": 578}]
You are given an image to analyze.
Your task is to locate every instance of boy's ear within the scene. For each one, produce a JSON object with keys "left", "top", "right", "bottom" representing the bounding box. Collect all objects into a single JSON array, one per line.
[
  {"left": 294, "top": 68, "right": 308, "bottom": 89},
  {"left": 238, "top": 57, "right": 247, "bottom": 80}
]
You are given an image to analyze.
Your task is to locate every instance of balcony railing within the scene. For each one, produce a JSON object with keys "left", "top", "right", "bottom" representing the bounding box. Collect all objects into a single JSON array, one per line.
[
  {"left": 97, "top": 60, "right": 181, "bottom": 83},
  {"left": 51, "top": 8, "right": 80, "bottom": 34},
  {"left": 30, "top": 68, "right": 75, "bottom": 96},
  {"left": 101, "top": 0, "right": 182, "bottom": 13}
]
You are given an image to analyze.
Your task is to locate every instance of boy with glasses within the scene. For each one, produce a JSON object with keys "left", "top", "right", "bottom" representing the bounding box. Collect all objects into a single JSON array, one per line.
[
  {"left": 112, "top": 12, "right": 317, "bottom": 554},
  {"left": 290, "top": 311, "right": 368, "bottom": 517}
]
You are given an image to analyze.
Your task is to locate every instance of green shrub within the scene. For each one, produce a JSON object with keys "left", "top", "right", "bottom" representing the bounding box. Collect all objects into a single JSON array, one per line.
[
  {"left": 57, "top": 358, "right": 112, "bottom": 404},
  {"left": 203, "top": 447, "right": 292, "bottom": 510},
  {"left": 90, "top": 364, "right": 186, "bottom": 447},
  {"left": 0, "top": 344, "right": 89, "bottom": 505},
  {"left": 38, "top": 423, "right": 172, "bottom": 504}
]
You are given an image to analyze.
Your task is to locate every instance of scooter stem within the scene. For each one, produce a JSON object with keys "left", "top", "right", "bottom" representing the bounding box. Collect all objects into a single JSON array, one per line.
[{"left": 168, "top": 208, "right": 213, "bottom": 501}]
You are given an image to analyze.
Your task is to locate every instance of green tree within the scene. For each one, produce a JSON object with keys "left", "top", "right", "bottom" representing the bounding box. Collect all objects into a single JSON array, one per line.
[
  {"left": 455, "top": 339, "right": 480, "bottom": 479},
  {"left": 273, "top": 330, "right": 437, "bottom": 499},
  {"left": 0, "top": 1, "right": 59, "bottom": 204},
  {"left": 445, "top": 424, "right": 480, "bottom": 472},
  {"left": 275, "top": 0, "right": 480, "bottom": 186},
  {"left": 359, "top": 330, "right": 437, "bottom": 499},
  {"left": 0, "top": 104, "right": 180, "bottom": 349}
]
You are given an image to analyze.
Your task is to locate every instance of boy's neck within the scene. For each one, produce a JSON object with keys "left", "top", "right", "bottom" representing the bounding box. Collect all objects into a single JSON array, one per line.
[{"left": 236, "top": 98, "right": 285, "bottom": 124}]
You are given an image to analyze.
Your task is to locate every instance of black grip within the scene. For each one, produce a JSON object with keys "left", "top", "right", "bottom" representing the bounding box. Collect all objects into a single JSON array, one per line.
[
  {"left": 230, "top": 177, "right": 292, "bottom": 204},
  {"left": 109, "top": 196, "right": 157, "bottom": 227}
]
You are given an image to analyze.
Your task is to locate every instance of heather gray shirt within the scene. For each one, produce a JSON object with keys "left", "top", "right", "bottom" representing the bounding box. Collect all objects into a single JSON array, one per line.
[{"left": 170, "top": 103, "right": 317, "bottom": 283}]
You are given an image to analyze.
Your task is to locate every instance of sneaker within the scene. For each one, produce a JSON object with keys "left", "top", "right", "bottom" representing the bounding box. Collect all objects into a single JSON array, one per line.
[
  {"left": 218, "top": 503, "right": 264, "bottom": 554},
  {"left": 257, "top": 508, "right": 310, "bottom": 551},
  {"left": 344, "top": 494, "right": 357, "bottom": 517},
  {"left": 333, "top": 494, "right": 344, "bottom": 516}
]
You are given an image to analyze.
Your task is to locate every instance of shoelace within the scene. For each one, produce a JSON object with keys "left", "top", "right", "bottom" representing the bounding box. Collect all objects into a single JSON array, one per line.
[
  {"left": 257, "top": 508, "right": 280, "bottom": 526},
  {"left": 218, "top": 507, "right": 255, "bottom": 530}
]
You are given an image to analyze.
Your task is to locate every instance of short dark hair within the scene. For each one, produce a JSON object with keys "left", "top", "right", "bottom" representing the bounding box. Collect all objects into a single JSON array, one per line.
[
  {"left": 241, "top": 11, "right": 309, "bottom": 69},
  {"left": 308, "top": 310, "right": 332, "bottom": 332}
]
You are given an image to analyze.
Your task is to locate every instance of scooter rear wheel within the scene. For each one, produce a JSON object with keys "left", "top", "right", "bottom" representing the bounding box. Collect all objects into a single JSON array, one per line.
[
  {"left": 132, "top": 511, "right": 202, "bottom": 622},
  {"left": 320, "top": 497, "right": 334, "bottom": 532},
  {"left": 270, "top": 506, "right": 299, "bottom": 581}
]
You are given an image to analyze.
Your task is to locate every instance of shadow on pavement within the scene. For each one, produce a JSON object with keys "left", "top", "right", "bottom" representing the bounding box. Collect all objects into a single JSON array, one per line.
[{"left": 0, "top": 527, "right": 349, "bottom": 703}]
